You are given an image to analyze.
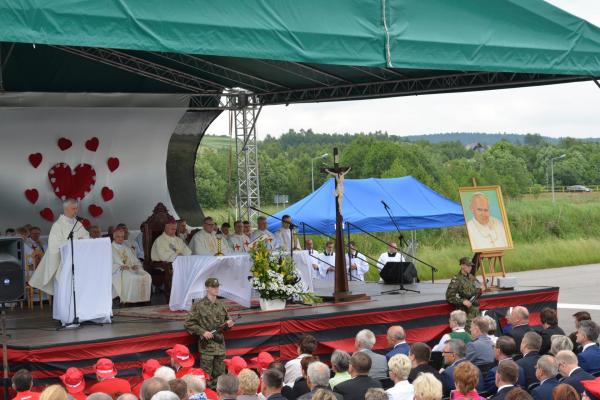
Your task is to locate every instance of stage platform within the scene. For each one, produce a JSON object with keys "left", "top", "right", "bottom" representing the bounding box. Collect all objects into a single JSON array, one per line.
[{"left": 4, "top": 282, "right": 558, "bottom": 387}]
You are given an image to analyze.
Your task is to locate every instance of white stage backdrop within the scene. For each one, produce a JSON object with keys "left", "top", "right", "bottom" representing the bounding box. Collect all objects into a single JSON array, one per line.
[{"left": 0, "top": 106, "right": 187, "bottom": 231}]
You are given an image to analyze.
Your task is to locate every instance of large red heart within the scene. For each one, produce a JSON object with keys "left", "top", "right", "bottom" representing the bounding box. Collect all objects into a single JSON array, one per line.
[
  {"left": 81, "top": 218, "right": 91, "bottom": 229},
  {"left": 107, "top": 157, "right": 120, "bottom": 172},
  {"left": 25, "top": 189, "right": 39, "bottom": 204},
  {"left": 29, "top": 153, "right": 43, "bottom": 168},
  {"left": 40, "top": 208, "right": 55, "bottom": 221},
  {"left": 101, "top": 187, "right": 114, "bottom": 202},
  {"left": 48, "top": 163, "right": 96, "bottom": 201},
  {"left": 88, "top": 204, "right": 103, "bottom": 218},
  {"left": 85, "top": 137, "right": 99, "bottom": 152},
  {"left": 57, "top": 138, "right": 72, "bottom": 151}
]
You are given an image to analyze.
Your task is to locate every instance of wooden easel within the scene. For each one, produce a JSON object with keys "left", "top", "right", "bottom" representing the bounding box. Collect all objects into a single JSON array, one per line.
[
  {"left": 469, "top": 178, "right": 508, "bottom": 291},
  {"left": 475, "top": 251, "right": 506, "bottom": 290}
]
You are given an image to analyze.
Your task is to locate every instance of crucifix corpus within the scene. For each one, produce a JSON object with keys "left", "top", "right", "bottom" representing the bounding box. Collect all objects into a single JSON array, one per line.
[{"left": 321, "top": 147, "right": 369, "bottom": 303}]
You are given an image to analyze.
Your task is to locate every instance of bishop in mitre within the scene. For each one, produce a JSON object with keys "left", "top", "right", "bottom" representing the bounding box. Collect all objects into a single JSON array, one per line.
[
  {"left": 29, "top": 199, "right": 90, "bottom": 295},
  {"left": 274, "top": 214, "right": 301, "bottom": 253},
  {"left": 112, "top": 228, "right": 151, "bottom": 304},
  {"left": 151, "top": 218, "right": 192, "bottom": 262},
  {"left": 190, "top": 216, "right": 230, "bottom": 255},
  {"left": 227, "top": 220, "right": 250, "bottom": 253}
]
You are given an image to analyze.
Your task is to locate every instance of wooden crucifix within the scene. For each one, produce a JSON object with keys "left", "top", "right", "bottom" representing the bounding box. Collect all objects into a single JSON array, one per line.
[{"left": 321, "top": 147, "right": 369, "bottom": 303}]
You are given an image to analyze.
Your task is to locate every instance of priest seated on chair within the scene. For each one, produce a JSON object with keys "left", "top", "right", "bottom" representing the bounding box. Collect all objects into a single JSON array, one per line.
[
  {"left": 151, "top": 218, "right": 192, "bottom": 262},
  {"left": 112, "top": 228, "right": 152, "bottom": 304},
  {"left": 29, "top": 198, "right": 90, "bottom": 295},
  {"left": 189, "top": 216, "right": 230, "bottom": 255}
]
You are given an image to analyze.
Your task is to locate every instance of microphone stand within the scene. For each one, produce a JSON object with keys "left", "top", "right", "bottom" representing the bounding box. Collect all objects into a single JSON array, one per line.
[
  {"left": 57, "top": 217, "right": 81, "bottom": 330},
  {"left": 380, "top": 201, "right": 420, "bottom": 294}
]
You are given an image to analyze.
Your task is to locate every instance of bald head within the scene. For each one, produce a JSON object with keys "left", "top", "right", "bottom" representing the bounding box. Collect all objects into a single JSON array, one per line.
[
  {"left": 556, "top": 350, "right": 579, "bottom": 377},
  {"left": 470, "top": 193, "right": 490, "bottom": 225},
  {"left": 387, "top": 326, "right": 406, "bottom": 347},
  {"left": 508, "top": 306, "right": 529, "bottom": 326}
]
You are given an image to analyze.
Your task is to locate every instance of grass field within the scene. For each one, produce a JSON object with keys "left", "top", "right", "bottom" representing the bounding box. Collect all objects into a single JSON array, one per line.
[
  {"left": 201, "top": 135, "right": 233, "bottom": 149},
  {"left": 203, "top": 191, "right": 600, "bottom": 282}
]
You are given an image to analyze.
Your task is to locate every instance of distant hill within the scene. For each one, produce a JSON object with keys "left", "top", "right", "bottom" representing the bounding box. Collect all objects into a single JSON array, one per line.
[{"left": 400, "top": 132, "right": 559, "bottom": 145}]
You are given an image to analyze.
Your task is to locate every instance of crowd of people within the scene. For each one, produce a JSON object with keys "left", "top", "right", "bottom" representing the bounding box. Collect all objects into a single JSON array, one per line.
[{"left": 9, "top": 307, "right": 600, "bottom": 400}]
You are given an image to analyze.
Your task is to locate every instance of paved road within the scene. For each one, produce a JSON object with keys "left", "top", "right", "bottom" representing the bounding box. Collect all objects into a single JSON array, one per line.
[{"left": 505, "top": 263, "right": 600, "bottom": 332}]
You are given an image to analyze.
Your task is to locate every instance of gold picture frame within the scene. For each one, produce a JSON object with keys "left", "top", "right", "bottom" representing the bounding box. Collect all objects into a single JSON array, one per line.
[{"left": 459, "top": 185, "right": 513, "bottom": 252}]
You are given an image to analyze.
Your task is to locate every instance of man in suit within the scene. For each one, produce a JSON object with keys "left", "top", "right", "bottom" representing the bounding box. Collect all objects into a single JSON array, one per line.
[
  {"left": 489, "top": 360, "right": 519, "bottom": 400},
  {"left": 507, "top": 306, "right": 533, "bottom": 353},
  {"left": 262, "top": 369, "right": 287, "bottom": 400},
  {"left": 386, "top": 325, "right": 409, "bottom": 360},
  {"left": 355, "top": 329, "right": 388, "bottom": 380},
  {"left": 556, "top": 350, "right": 596, "bottom": 394},
  {"left": 334, "top": 352, "right": 382, "bottom": 400},
  {"left": 216, "top": 374, "right": 239, "bottom": 400},
  {"left": 483, "top": 336, "right": 526, "bottom": 394},
  {"left": 576, "top": 320, "right": 600, "bottom": 373},
  {"left": 298, "top": 362, "right": 343, "bottom": 400},
  {"left": 466, "top": 317, "right": 495, "bottom": 366},
  {"left": 517, "top": 331, "right": 542, "bottom": 387},
  {"left": 407, "top": 342, "right": 441, "bottom": 383},
  {"left": 532, "top": 355, "right": 559, "bottom": 400},
  {"left": 440, "top": 339, "right": 485, "bottom": 397}
]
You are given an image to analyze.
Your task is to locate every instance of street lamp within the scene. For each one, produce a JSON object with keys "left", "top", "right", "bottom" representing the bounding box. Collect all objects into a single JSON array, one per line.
[
  {"left": 550, "top": 154, "right": 566, "bottom": 203},
  {"left": 311, "top": 153, "right": 329, "bottom": 192}
]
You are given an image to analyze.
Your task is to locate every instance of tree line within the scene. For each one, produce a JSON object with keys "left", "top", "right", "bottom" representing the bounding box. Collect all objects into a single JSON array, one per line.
[{"left": 195, "top": 130, "right": 600, "bottom": 208}]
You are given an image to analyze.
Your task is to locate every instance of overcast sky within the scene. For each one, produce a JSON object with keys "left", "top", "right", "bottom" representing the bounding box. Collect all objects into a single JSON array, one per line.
[{"left": 206, "top": 0, "right": 600, "bottom": 139}]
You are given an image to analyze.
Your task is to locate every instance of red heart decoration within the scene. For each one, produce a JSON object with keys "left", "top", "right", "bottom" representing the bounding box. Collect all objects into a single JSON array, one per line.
[
  {"left": 88, "top": 204, "right": 103, "bottom": 218},
  {"left": 81, "top": 218, "right": 91, "bottom": 229},
  {"left": 25, "top": 189, "right": 39, "bottom": 204},
  {"left": 101, "top": 187, "right": 114, "bottom": 202},
  {"left": 48, "top": 163, "right": 96, "bottom": 201},
  {"left": 28, "top": 153, "right": 43, "bottom": 168},
  {"left": 40, "top": 208, "right": 54, "bottom": 221},
  {"left": 85, "top": 137, "right": 100, "bottom": 152},
  {"left": 107, "top": 157, "right": 120, "bottom": 172},
  {"left": 57, "top": 137, "right": 72, "bottom": 151}
]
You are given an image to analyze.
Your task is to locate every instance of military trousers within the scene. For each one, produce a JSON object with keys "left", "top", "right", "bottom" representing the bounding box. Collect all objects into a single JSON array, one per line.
[{"left": 200, "top": 353, "right": 226, "bottom": 389}]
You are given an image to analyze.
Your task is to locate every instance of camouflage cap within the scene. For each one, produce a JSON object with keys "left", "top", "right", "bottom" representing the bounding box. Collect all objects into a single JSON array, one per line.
[
  {"left": 459, "top": 256, "right": 474, "bottom": 266},
  {"left": 205, "top": 277, "right": 220, "bottom": 287}
]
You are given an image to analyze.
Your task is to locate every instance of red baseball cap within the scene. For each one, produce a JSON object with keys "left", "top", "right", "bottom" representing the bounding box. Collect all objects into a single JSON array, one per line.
[
  {"left": 582, "top": 378, "right": 600, "bottom": 398},
  {"left": 142, "top": 359, "right": 161, "bottom": 380},
  {"left": 251, "top": 352, "right": 275, "bottom": 370},
  {"left": 224, "top": 356, "right": 248, "bottom": 375},
  {"left": 187, "top": 368, "right": 210, "bottom": 380},
  {"left": 167, "top": 344, "right": 195, "bottom": 368},
  {"left": 95, "top": 358, "right": 117, "bottom": 379},
  {"left": 60, "top": 367, "right": 85, "bottom": 394}
]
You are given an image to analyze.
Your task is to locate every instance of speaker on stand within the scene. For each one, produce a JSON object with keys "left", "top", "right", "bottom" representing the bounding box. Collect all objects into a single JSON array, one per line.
[{"left": 0, "top": 237, "right": 26, "bottom": 400}]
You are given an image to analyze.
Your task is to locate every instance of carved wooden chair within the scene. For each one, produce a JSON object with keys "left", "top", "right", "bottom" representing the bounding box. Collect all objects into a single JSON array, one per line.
[{"left": 141, "top": 203, "right": 176, "bottom": 301}]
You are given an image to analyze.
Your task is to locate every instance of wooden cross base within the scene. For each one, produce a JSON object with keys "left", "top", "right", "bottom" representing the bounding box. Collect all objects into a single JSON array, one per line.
[
  {"left": 333, "top": 292, "right": 370, "bottom": 303},
  {"left": 476, "top": 251, "right": 507, "bottom": 291}
]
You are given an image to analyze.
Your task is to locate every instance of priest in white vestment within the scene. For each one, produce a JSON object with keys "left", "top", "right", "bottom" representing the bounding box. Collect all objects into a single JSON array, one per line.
[
  {"left": 29, "top": 199, "right": 90, "bottom": 295},
  {"left": 111, "top": 229, "right": 151, "bottom": 303},
  {"left": 250, "top": 216, "right": 277, "bottom": 250},
  {"left": 376, "top": 242, "right": 405, "bottom": 270},
  {"left": 274, "top": 214, "right": 301, "bottom": 253},
  {"left": 305, "top": 239, "right": 322, "bottom": 279},
  {"left": 227, "top": 221, "right": 250, "bottom": 253},
  {"left": 177, "top": 219, "right": 191, "bottom": 243},
  {"left": 345, "top": 241, "right": 369, "bottom": 281},
  {"left": 318, "top": 241, "right": 336, "bottom": 280},
  {"left": 151, "top": 219, "right": 192, "bottom": 262},
  {"left": 190, "top": 217, "right": 230, "bottom": 255}
]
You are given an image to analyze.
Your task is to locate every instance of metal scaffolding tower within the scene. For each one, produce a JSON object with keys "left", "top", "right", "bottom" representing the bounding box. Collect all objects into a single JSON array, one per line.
[{"left": 231, "top": 92, "right": 262, "bottom": 222}]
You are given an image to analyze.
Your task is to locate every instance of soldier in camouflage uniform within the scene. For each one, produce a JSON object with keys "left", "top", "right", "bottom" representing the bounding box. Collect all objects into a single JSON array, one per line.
[
  {"left": 445, "top": 257, "right": 480, "bottom": 332},
  {"left": 184, "top": 277, "right": 234, "bottom": 389}
]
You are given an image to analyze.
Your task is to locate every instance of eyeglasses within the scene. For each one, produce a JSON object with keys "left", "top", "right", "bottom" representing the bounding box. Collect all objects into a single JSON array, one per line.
[{"left": 442, "top": 351, "right": 455, "bottom": 355}]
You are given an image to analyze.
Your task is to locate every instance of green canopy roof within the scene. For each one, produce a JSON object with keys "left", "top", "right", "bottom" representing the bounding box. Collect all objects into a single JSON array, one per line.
[{"left": 1, "top": 0, "right": 599, "bottom": 104}]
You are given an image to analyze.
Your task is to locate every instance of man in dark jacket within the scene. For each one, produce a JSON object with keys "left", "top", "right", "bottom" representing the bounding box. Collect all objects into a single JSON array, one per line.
[
  {"left": 556, "top": 350, "right": 596, "bottom": 395},
  {"left": 407, "top": 342, "right": 441, "bottom": 383},
  {"left": 298, "top": 362, "right": 343, "bottom": 400},
  {"left": 506, "top": 306, "right": 533, "bottom": 353},
  {"left": 531, "top": 355, "right": 559, "bottom": 400},
  {"left": 489, "top": 360, "right": 519, "bottom": 400},
  {"left": 517, "top": 331, "right": 542, "bottom": 387},
  {"left": 262, "top": 369, "right": 287, "bottom": 400},
  {"left": 334, "top": 352, "right": 381, "bottom": 400}
]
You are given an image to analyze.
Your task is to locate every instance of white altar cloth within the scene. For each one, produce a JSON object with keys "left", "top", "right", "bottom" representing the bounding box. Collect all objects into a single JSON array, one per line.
[
  {"left": 54, "top": 238, "right": 113, "bottom": 325},
  {"left": 169, "top": 250, "right": 314, "bottom": 311}
]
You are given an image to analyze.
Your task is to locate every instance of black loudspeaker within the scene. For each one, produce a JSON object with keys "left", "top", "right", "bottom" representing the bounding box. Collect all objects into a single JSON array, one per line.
[
  {"left": 379, "top": 261, "right": 418, "bottom": 284},
  {"left": 0, "top": 237, "right": 25, "bottom": 302}
]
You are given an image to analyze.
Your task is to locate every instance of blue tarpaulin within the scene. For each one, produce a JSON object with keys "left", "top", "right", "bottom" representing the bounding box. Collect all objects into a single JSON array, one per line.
[{"left": 267, "top": 176, "right": 465, "bottom": 235}]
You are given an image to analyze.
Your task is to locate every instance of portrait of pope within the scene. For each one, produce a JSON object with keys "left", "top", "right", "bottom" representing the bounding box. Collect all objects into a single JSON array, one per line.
[{"left": 460, "top": 187, "right": 512, "bottom": 252}]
